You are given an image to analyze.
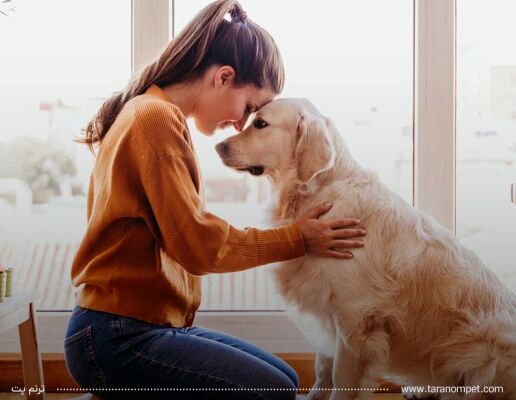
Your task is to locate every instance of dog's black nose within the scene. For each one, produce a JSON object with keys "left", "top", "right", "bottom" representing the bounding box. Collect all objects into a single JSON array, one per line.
[{"left": 215, "top": 141, "right": 229, "bottom": 156}]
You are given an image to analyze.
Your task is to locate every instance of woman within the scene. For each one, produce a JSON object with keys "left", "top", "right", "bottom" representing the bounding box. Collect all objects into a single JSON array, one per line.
[{"left": 64, "top": 1, "right": 366, "bottom": 399}]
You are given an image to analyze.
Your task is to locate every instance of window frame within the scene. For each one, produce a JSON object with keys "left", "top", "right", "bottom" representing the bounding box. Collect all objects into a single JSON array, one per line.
[
  {"left": 414, "top": 0, "right": 456, "bottom": 232},
  {"left": 0, "top": 0, "right": 457, "bottom": 353}
]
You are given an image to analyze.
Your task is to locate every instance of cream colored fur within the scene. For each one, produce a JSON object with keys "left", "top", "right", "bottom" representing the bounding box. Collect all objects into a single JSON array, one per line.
[{"left": 216, "top": 98, "right": 516, "bottom": 400}]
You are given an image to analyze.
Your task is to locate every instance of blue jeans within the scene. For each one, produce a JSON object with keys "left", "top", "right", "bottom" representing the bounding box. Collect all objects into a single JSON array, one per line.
[{"left": 64, "top": 305, "right": 298, "bottom": 399}]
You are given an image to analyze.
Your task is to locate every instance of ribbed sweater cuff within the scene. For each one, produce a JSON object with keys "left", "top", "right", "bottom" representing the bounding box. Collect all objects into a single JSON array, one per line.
[{"left": 258, "top": 223, "right": 306, "bottom": 265}]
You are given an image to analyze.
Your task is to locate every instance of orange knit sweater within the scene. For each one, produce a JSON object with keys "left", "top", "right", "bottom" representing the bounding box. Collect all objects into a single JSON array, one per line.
[{"left": 71, "top": 84, "right": 306, "bottom": 327}]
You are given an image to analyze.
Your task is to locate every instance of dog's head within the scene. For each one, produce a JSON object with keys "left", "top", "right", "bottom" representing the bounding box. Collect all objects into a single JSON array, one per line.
[{"left": 215, "top": 98, "right": 336, "bottom": 187}]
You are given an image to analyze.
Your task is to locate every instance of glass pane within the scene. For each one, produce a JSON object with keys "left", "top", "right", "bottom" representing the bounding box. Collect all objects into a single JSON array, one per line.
[
  {"left": 175, "top": 1, "right": 414, "bottom": 309},
  {"left": 457, "top": 0, "right": 516, "bottom": 292},
  {"left": 0, "top": 0, "right": 132, "bottom": 309}
]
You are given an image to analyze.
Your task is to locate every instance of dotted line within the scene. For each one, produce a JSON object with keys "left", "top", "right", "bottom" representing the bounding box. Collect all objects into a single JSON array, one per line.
[{"left": 55, "top": 388, "right": 388, "bottom": 391}]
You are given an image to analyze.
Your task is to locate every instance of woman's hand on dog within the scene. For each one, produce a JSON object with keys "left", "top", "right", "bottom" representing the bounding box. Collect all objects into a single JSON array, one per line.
[{"left": 296, "top": 203, "right": 366, "bottom": 259}]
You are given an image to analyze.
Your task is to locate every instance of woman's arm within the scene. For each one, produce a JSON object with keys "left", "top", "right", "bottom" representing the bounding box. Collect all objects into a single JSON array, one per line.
[{"left": 142, "top": 152, "right": 305, "bottom": 275}]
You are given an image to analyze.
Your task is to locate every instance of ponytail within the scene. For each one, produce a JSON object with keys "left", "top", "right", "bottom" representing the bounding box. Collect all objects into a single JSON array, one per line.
[{"left": 77, "top": 0, "right": 284, "bottom": 153}]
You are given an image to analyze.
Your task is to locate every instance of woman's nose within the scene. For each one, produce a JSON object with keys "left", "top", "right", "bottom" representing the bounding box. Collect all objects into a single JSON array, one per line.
[{"left": 234, "top": 115, "right": 250, "bottom": 132}]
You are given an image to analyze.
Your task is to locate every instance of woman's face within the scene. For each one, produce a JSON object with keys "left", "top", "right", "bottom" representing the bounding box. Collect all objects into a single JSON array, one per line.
[{"left": 193, "top": 65, "right": 276, "bottom": 135}]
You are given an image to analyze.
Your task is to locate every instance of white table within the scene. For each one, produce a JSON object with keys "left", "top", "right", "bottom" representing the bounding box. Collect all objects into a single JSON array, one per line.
[{"left": 0, "top": 291, "right": 46, "bottom": 399}]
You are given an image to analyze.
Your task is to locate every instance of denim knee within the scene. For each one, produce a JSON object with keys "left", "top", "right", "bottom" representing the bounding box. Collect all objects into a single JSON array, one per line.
[{"left": 254, "top": 370, "right": 297, "bottom": 400}]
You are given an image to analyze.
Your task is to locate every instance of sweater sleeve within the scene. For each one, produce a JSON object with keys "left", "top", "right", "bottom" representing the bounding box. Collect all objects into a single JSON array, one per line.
[{"left": 142, "top": 153, "right": 306, "bottom": 276}]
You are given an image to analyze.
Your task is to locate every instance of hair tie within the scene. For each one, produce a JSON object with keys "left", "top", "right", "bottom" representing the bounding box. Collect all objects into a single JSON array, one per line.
[{"left": 232, "top": 10, "right": 247, "bottom": 23}]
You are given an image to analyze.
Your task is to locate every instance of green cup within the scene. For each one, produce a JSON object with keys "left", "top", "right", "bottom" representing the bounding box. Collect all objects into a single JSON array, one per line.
[
  {"left": 5, "top": 268, "right": 12, "bottom": 297},
  {"left": 0, "top": 271, "right": 5, "bottom": 303}
]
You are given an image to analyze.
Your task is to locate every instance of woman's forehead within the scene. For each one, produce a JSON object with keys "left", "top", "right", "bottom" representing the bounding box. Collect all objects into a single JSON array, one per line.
[{"left": 245, "top": 85, "right": 276, "bottom": 108}]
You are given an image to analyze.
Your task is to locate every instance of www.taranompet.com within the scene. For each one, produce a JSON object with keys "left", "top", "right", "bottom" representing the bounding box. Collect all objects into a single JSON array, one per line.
[{"left": 402, "top": 385, "right": 504, "bottom": 396}]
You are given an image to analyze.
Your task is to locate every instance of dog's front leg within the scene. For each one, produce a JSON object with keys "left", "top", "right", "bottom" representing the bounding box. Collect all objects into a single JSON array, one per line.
[
  {"left": 306, "top": 351, "right": 334, "bottom": 400},
  {"left": 328, "top": 335, "right": 366, "bottom": 400},
  {"left": 329, "top": 327, "right": 389, "bottom": 400}
]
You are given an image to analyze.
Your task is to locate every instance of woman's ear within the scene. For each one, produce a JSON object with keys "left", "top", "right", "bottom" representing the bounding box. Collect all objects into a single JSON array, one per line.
[{"left": 214, "top": 65, "right": 236, "bottom": 87}]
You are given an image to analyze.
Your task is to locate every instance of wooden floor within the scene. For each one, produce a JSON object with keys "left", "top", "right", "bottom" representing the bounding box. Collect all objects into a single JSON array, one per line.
[{"left": 0, "top": 393, "right": 404, "bottom": 399}]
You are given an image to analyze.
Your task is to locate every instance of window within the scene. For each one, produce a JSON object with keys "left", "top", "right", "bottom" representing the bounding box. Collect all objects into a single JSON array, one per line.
[
  {"left": 457, "top": 0, "right": 516, "bottom": 291},
  {"left": 4, "top": 0, "right": 510, "bottom": 355},
  {"left": 175, "top": 0, "right": 414, "bottom": 309},
  {"left": 0, "top": 0, "right": 132, "bottom": 310}
]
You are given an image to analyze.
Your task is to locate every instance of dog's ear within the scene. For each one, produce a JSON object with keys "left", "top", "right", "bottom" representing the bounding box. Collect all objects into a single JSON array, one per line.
[{"left": 295, "top": 114, "right": 335, "bottom": 183}]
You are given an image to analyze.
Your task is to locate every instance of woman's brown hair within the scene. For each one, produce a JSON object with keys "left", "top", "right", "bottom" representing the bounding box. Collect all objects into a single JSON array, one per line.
[{"left": 78, "top": 0, "right": 285, "bottom": 153}]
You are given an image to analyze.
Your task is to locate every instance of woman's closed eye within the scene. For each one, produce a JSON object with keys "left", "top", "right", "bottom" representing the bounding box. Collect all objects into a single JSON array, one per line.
[{"left": 253, "top": 118, "right": 268, "bottom": 129}]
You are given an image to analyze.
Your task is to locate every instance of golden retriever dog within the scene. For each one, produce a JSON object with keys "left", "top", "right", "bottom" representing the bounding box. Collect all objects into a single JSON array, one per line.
[{"left": 215, "top": 98, "right": 516, "bottom": 400}]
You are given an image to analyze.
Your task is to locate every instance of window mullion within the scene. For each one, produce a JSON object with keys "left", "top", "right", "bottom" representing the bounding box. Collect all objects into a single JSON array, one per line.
[
  {"left": 132, "top": 0, "right": 172, "bottom": 75},
  {"left": 414, "top": 0, "right": 457, "bottom": 233}
]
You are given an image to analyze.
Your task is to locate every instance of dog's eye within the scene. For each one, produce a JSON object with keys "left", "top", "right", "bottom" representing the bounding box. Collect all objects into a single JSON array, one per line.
[{"left": 253, "top": 118, "right": 268, "bottom": 129}]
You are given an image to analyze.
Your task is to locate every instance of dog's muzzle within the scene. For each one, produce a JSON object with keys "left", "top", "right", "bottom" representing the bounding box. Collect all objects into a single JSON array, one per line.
[
  {"left": 215, "top": 141, "right": 229, "bottom": 157},
  {"left": 215, "top": 141, "right": 265, "bottom": 176}
]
